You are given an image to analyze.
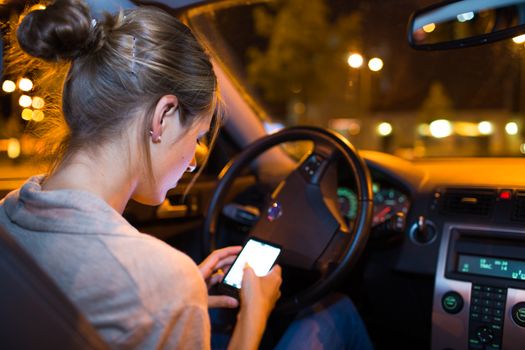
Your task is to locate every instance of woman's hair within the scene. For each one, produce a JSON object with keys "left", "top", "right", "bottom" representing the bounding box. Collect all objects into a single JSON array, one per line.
[{"left": 10, "top": 0, "right": 219, "bottom": 182}]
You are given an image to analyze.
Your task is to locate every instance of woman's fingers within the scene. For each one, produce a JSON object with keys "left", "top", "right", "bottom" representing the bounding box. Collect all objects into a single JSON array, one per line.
[
  {"left": 198, "top": 246, "right": 242, "bottom": 279},
  {"left": 239, "top": 264, "right": 282, "bottom": 319},
  {"left": 208, "top": 295, "right": 239, "bottom": 309},
  {"left": 268, "top": 264, "right": 282, "bottom": 277},
  {"left": 208, "top": 271, "right": 224, "bottom": 287},
  {"left": 215, "top": 255, "right": 237, "bottom": 271}
]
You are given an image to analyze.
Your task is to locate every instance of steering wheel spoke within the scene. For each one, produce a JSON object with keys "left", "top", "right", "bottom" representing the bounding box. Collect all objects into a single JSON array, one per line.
[
  {"left": 222, "top": 202, "right": 261, "bottom": 226},
  {"left": 315, "top": 229, "right": 353, "bottom": 275}
]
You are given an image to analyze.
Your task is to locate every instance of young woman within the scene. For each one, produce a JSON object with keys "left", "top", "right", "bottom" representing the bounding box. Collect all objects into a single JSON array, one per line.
[{"left": 0, "top": 1, "right": 373, "bottom": 349}]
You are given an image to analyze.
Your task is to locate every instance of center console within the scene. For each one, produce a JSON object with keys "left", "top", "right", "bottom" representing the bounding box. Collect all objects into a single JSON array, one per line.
[{"left": 432, "top": 224, "right": 525, "bottom": 350}]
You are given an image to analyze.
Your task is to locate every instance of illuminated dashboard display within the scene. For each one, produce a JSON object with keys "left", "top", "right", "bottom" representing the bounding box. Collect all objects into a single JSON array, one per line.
[
  {"left": 457, "top": 254, "right": 525, "bottom": 281},
  {"left": 337, "top": 182, "right": 410, "bottom": 226}
]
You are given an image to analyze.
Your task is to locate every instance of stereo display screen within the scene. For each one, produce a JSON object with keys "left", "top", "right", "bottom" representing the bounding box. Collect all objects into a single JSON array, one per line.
[{"left": 457, "top": 254, "right": 525, "bottom": 281}]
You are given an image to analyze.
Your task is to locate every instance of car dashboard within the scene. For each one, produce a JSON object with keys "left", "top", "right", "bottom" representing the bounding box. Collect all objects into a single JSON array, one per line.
[{"left": 358, "top": 151, "right": 525, "bottom": 350}]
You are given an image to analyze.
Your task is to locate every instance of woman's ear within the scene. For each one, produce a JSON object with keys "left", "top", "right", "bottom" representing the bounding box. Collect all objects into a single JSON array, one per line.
[{"left": 150, "top": 95, "right": 179, "bottom": 143}]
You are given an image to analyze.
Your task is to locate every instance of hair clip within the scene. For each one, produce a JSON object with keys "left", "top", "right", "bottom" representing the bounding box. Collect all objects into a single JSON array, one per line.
[{"left": 130, "top": 36, "right": 137, "bottom": 76}]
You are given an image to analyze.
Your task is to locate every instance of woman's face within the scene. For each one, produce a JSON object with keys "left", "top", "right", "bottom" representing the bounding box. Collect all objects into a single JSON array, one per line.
[{"left": 133, "top": 107, "right": 212, "bottom": 206}]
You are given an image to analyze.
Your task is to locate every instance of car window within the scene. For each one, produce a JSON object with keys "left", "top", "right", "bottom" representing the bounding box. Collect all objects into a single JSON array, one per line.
[{"left": 187, "top": 0, "right": 525, "bottom": 159}]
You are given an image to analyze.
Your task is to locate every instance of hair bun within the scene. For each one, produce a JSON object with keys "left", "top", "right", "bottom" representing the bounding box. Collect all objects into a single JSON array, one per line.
[{"left": 16, "top": 0, "right": 100, "bottom": 61}]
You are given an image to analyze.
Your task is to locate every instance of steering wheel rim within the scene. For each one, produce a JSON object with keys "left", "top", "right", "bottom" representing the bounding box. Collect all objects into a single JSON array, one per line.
[{"left": 203, "top": 126, "right": 373, "bottom": 313}]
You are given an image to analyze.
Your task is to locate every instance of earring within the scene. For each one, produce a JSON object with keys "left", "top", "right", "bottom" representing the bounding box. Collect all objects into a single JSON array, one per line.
[
  {"left": 186, "top": 163, "right": 196, "bottom": 173},
  {"left": 149, "top": 130, "right": 162, "bottom": 143}
]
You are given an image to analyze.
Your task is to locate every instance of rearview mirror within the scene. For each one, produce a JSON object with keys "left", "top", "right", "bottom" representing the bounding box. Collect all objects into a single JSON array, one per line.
[{"left": 408, "top": 0, "right": 525, "bottom": 50}]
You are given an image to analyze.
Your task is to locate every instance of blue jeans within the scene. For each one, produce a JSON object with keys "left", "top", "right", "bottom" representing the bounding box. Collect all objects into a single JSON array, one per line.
[{"left": 210, "top": 294, "right": 374, "bottom": 350}]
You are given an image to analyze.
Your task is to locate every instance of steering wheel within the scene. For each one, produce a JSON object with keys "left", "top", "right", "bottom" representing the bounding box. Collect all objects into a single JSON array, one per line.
[{"left": 203, "top": 126, "right": 373, "bottom": 313}]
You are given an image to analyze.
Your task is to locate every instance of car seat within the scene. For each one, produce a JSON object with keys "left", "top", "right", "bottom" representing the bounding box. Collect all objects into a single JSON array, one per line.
[{"left": 0, "top": 225, "right": 108, "bottom": 349}]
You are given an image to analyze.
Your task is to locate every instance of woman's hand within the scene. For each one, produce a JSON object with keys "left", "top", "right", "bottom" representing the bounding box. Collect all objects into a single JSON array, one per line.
[
  {"left": 198, "top": 246, "right": 242, "bottom": 309},
  {"left": 240, "top": 264, "right": 282, "bottom": 323},
  {"left": 227, "top": 264, "right": 282, "bottom": 350}
]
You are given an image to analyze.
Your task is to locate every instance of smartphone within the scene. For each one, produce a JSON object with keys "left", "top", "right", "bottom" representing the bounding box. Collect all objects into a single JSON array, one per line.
[{"left": 219, "top": 237, "right": 281, "bottom": 299}]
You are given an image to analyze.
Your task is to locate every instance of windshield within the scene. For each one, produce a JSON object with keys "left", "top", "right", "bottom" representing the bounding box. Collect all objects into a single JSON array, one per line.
[{"left": 187, "top": 0, "right": 525, "bottom": 159}]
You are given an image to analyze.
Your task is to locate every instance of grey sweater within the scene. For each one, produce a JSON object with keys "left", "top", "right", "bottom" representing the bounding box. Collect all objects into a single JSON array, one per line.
[{"left": 0, "top": 175, "right": 210, "bottom": 349}]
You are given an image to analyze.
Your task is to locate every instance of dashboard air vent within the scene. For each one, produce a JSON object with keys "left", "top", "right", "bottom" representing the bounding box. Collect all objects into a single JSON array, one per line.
[
  {"left": 512, "top": 192, "right": 525, "bottom": 221},
  {"left": 440, "top": 189, "right": 496, "bottom": 216}
]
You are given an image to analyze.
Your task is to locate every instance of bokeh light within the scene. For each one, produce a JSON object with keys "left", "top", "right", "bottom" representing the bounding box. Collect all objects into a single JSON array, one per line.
[
  {"left": 32, "top": 96, "right": 45, "bottom": 109},
  {"left": 377, "top": 122, "right": 393, "bottom": 136},
  {"left": 368, "top": 58, "right": 383, "bottom": 72},
  {"left": 18, "top": 78, "right": 33, "bottom": 92},
  {"left": 19, "top": 95, "right": 32, "bottom": 108},
  {"left": 477, "top": 121, "right": 493, "bottom": 135},
  {"left": 505, "top": 122, "right": 518, "bottom": 135},
  {"left": 347, "top": 53, "right": 364, "bottom": 69},
  {"left": 429, "top": 119, "right": 452, "bottom": 138},
  {"left": 2, "top": 80, "right": 16, "bottom": 93}
]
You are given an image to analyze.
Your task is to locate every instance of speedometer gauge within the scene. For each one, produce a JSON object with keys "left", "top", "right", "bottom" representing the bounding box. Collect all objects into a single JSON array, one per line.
[
  {"left": 337, "top": 183, "right": 410, "bottom": 226},
  {"left": 373, "top": 185, "right": 409, "bottom": 226},
  {"left": 337, "top": 187, "right": 358, "bottom": 220}
]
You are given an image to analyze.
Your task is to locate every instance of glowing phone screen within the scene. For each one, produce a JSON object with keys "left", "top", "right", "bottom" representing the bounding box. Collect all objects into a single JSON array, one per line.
[{"left": 223, "top": 239, "right": 281, "bottom": 289}]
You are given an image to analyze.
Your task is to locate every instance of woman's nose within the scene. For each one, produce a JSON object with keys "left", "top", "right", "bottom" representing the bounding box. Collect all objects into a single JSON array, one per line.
[{"left": 186, "top": 156, "right": 197, "bottom": 173}]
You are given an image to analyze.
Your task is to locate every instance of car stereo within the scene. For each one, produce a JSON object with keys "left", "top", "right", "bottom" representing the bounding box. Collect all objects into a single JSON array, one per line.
[{"left": 432, "top": 224, "right": 525, "bottom": 350}]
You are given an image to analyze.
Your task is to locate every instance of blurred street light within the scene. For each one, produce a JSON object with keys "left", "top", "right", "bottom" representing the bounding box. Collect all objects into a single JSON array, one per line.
[
  {"left": 21, "top": 109, "right": 33, "bottom": 121},
  {"left": 347, "top": 53, "right": 363, "bottom": 69},
  {"left": 429, "top": 119, "right": 452, "bottom": 138},
  {"left": 2, "top": 80, "right": 16, "bottom": 93},
  {"left": 32, "top": 110, "right": 45, "bottom": 122},
  {"left": 32, "top": 96, "right": 45, "bottom": 109},
  {"left": 7, "top": 138, "right": 21, "bottom": 159},
  {"left": 18, "top": 78, "right": 33, "bottom": 92},
  {"left": 19, "top": 95, "right": 32, "bottom": 108},
  {"left": 368, "top": 58, "right": 383, "bottom": 72},
  {"left": 505, "top": 122, "right": 519, "bottom": 135},
  {"left": 457, "top": 12, "right": 474, "bottom": 22},
  {"left": 513, "top": 35, "right": 525, "bottom": 44},
  {"left": 423, "top": 23, "right": 435, "bottom": 33},
  {"left": 477, "top": 121, "right": 493, "bottom": 135},
  {"left": 377, "top": 122, "right": 392, "bottom": 136}
]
